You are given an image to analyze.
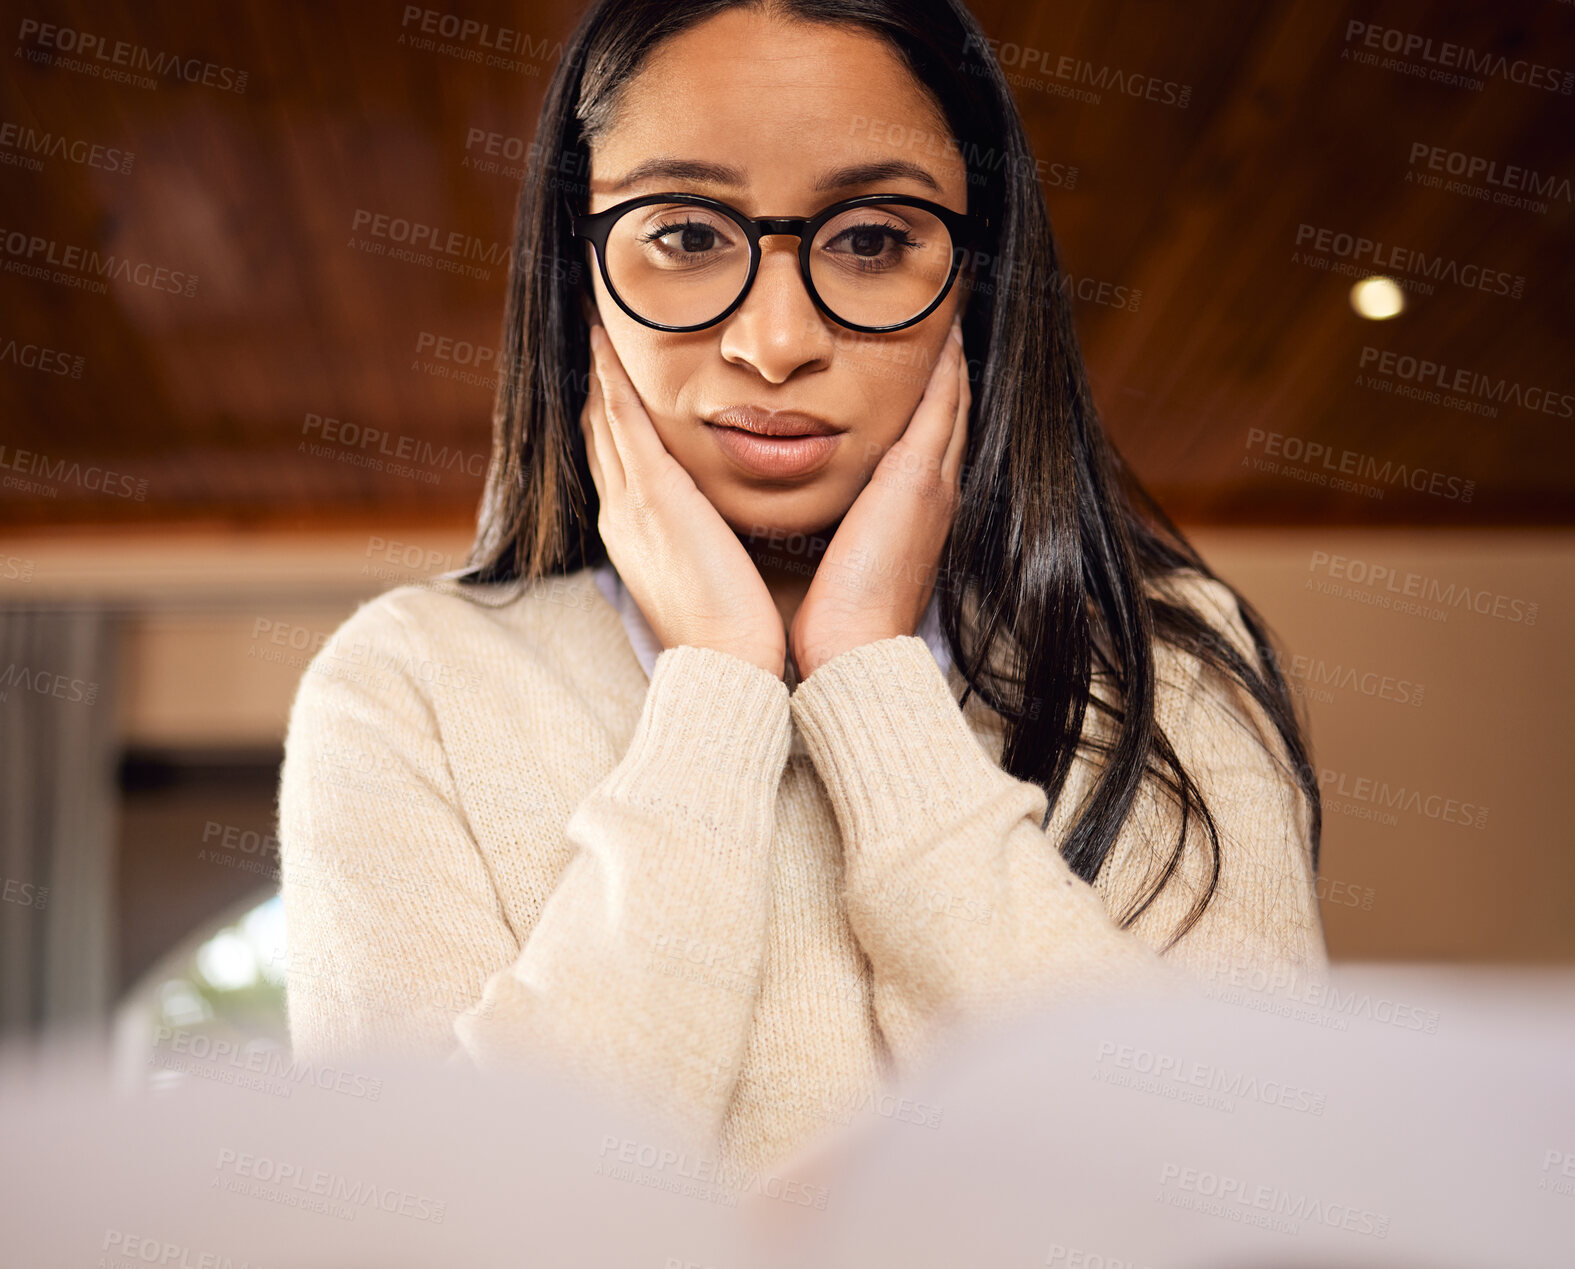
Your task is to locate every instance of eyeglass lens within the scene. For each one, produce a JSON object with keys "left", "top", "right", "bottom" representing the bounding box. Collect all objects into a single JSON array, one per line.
[{"left": 600, "top": 199, "right": 956, "bottom": 328}]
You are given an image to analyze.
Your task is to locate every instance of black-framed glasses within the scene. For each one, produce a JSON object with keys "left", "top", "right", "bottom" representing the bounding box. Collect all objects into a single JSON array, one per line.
[{"left": 570, "top": 192, "right": 990, "bottom": 334}]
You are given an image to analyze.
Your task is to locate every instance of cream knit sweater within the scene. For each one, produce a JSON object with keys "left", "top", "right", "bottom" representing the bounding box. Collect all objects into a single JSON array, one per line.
[{"left": 276, "top": 564, "right": 1328, "bottom": 1176}]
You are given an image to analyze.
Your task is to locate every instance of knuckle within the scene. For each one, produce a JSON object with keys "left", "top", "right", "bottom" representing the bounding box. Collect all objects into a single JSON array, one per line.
[{"left": 624, "top": 481, "right": 655, "bottom": 519}]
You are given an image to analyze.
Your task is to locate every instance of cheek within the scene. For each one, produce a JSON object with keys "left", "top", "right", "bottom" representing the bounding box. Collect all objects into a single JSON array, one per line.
[
  {"left": 606, "top": 333, "right": 699, "bottom": 443},
  {"left": 843, "top": 336, "right": 945, "bottom": 442}
]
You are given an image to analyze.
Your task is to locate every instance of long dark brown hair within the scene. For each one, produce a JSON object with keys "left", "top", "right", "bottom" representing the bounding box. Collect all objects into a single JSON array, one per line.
[{"left": 452, "top": 0, "right": 1322, "bottom": 951}]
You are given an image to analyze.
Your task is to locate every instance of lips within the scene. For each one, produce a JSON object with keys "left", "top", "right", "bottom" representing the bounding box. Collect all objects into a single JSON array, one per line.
[
  {"left": 703, "top": 406, "right": 844, "bottom": 479},
  {"left": 705, "top": 406, "right": 842, "bottom": 437}
]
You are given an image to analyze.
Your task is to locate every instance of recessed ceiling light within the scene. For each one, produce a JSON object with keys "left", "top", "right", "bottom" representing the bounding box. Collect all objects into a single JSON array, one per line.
[{"left": 1350, "top": 276, "right": 1405, "bottom": 320}]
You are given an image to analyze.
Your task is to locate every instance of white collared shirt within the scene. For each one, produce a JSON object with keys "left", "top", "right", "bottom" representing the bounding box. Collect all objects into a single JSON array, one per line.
[{"left": 592, "top": 560, "right": 953, "bottom": 685}]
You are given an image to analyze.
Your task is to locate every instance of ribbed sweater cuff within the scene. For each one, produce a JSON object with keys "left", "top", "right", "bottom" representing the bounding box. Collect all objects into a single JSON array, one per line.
[
  {"left": 606, "top": 644, "right": 792, "bottom": 837},
  {"left": 790, "top": 635, "right": 1002, "bottom": 851}
]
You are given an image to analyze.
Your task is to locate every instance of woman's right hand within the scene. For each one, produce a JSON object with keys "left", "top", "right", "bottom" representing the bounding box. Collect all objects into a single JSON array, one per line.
[{"left": 581, "top": 322, "right": 787, "bottom": 680}]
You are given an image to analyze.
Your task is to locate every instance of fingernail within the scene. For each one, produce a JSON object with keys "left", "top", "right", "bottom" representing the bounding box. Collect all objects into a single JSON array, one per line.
[{"left": 950, "top": 320, "right": 962, "bottom": 345}]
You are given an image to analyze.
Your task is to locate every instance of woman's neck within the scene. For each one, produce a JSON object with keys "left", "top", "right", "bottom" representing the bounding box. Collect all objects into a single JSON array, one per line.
[{"left": 739, "top": 527, "right": 831, "bottom": 633}]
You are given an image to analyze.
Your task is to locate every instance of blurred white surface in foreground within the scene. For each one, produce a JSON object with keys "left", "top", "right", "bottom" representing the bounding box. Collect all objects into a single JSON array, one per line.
[{"left": 1, "top": 962, "right": 1570, "bottom": 1268}]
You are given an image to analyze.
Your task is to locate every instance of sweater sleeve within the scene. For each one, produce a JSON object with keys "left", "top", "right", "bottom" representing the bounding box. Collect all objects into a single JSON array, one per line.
[
  {"left": 277, "top": 595, "right": 792, "bottom": 1149},
  {"left": 787, "top": 577, "right": 1328, "bottom": 1077}
]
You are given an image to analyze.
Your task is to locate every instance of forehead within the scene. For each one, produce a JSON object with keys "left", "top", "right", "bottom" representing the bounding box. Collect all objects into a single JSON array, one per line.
[{"left": 587, "top": 11, "right": 966, "bottom": 213}]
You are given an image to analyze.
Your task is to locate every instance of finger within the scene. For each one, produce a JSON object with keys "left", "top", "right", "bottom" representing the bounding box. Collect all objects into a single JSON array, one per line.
[
  {"left": 941, "top": 328, "right": 971, "bottom": 482},
  {"left": 584, "top": 348, "right": 623, "bottom": 495},
  {"left": 579, "top": 381, "right": 606, "bottom": 505},
  {"left": 891, "top": 320, "right": 964, "bottom": 488},
  {"left": 589, "top": 325, "right": 667, "bottom": 479}
]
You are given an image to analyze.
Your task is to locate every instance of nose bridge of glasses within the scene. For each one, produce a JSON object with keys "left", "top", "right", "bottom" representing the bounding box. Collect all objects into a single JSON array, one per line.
[
  {"left": 754, "top": 216, "right": 807, "bottom": 239},
  {"left": 752, "top": 221, "right": 808, "bottom": 277},
  {"left": 743, "top": 237, "right": 816, "bottom": 308}
]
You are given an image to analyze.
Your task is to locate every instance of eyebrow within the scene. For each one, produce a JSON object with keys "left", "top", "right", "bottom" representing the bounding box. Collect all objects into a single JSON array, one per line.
[{"left": 604, "top": 157, "right": 943, "bottom": 195}]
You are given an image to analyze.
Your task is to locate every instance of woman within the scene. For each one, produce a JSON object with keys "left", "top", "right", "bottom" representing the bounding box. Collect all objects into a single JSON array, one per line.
[{"left": 278, "top": 0, "right": 1327, "bottom": 1177}]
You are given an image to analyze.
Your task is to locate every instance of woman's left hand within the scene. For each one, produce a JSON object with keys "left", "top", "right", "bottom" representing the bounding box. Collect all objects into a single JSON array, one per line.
[{"left": 789, "top": 317, "right": 971, "bottom": 681}]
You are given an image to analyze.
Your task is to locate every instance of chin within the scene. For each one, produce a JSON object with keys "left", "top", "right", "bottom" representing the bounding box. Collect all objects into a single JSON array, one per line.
[{"left": 709, "top": 483, "right": 849, "bottom": 543}]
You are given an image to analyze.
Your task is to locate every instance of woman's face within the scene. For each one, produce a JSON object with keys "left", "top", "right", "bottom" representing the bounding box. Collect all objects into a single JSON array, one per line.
[{"left": 579, "top": 10, "right": 972, "bottom": 544}]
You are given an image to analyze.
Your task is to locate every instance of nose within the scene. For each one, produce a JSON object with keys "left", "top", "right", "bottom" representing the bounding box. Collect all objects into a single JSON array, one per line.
[{"left": 717, "top": 236, "right": 833, "bottom": 383}]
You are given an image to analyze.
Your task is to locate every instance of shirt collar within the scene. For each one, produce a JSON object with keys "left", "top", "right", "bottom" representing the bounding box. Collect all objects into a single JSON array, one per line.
[{"left": 592, "top": 560, "right": 953, "bottom": 684}]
